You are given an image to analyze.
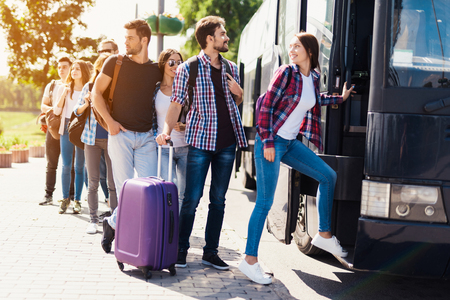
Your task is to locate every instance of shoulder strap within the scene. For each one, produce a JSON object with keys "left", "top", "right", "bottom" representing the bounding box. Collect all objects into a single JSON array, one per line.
[
  {"left": 187, "top": 56, "right": 198, "bottom": 88},
  {"left": 286, "top": 65, "right": 293, "bottom": 89},
  {"left": 223, "top": 59, "right": 237, "bottom": 101},
  {"left": 224, "top": 59, "right": 233, "bottom": 78},
  {"left": 178, "top": 56, "right": 198, "bottom": 122},
  {"left": 108, "top": 55, "right": 124, "bottom": 112},
  {"left": 48, "top": 80, "right": 56, "bottom": 105}
]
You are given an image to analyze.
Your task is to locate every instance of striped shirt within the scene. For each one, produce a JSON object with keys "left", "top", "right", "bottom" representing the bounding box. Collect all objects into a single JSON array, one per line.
[
  {"left": 257, "top": 64, "right": 343, "bottom": 152},
  {"left": 171, "top": 50, "right": 247, "bottom": 151}
]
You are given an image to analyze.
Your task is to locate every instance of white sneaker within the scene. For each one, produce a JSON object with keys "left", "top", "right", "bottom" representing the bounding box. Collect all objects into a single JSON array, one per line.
[
  {"left": 238, "top": 260, "right": 272, "bottom": 285},
  {"left": 311, "top": 233, "right": 348, "bottom": 257},
  {"left": 86, "top": 223, "right": 98, "bottom": 234}
]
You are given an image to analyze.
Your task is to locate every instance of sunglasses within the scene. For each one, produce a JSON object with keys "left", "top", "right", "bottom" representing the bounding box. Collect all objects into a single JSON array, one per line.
[
  {"left": 98, "top": 49, "right": 114, "bottom": 54},
  {"left": 167, "top": 59, "right": 183, "bottom": 67}
]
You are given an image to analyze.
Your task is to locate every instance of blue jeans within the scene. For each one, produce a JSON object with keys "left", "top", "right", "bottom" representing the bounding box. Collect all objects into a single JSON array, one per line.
[
  {"left": 245, "top": 134, "right": 337, "bottom": 257},
  {"left": 159, "top": 145, "right": 189, "bottom": 212},
  {"left": 107, "top": 130, "right": 157, "bottom": 229},
  {"left": 178, "top": 143, "right": 236, "bottom": 254},
  {"left": 60, "top": 118, "right": 85, "bottom": 200}
]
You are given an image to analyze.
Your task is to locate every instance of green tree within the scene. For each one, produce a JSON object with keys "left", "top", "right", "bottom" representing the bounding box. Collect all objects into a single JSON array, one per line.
[
  {"left": 0, "top": 0, "right": 102, "bottom": 95},
  {"left": 177, "top": 0, "right": 263, "bottom": 62}
]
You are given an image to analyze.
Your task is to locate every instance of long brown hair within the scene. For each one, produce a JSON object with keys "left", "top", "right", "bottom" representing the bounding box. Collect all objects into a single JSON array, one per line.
[
  {"left": 91, "top": 53, "right": 112, "bottom": 83},
  {"left": 65, "top": 60, "right": 91, "bottom": 99},
  {"left": 294, "top": 32, "right": 321, "bottom": 72},
  {"left": 158, "top": 49, "right": 183, "bottom": 76}
]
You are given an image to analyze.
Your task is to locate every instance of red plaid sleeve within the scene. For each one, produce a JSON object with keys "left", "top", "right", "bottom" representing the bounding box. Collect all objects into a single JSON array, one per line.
[{"left": 257, "top": 65, "right": 292, "bottom": 149}]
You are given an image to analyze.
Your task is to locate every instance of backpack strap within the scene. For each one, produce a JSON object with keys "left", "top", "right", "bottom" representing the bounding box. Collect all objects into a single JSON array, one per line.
[
  {"left": 287, "top": 65, "right": 292, "bottom": 88},
  {"left": 48, "top": 79, "right": 56, "bottom": 106},
  {"left": 223, "top": 59, "right": 237, "bottom": 102},
  {"left": 87, "top": 83, "right": 94, "bottom": 129},
  {"left": 108, "top": 54, "right": 124, "bottom": 114},
  {"left": 178, "top": 56, "right": 198, "bottom": 122}
]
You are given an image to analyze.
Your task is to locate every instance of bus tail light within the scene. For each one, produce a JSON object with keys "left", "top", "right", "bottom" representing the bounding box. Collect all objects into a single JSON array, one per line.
[{"left": 361, "top": 180, "right": 390, "bottom": 218}]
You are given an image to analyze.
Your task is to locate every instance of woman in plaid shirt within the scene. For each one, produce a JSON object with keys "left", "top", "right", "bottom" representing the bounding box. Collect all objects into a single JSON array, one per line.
[{"left": 239, "top": 33, "right": 354, "bottom": 285}]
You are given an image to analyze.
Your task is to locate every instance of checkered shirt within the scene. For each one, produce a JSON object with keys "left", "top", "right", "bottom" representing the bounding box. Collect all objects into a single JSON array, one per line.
[
  {"left": 257, "top": 64, "right": 343, "bottom": 152},
  {"left": 73, "top": 83, "right": 100, "bottom": 146},
  {"left": 171, "top": 50, "right": 247, "bottom": 151}
]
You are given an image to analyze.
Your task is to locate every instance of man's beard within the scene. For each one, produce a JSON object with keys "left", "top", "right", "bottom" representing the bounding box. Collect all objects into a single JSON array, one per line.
[
  {"left": 126, "top": 43, "right": 143, "bottom": 55},
  {"left": 213, "top": 42, "right": 228, "bottom": 53}
]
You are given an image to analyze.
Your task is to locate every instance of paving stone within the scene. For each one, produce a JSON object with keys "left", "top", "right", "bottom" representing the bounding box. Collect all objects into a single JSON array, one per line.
[{"left": 0, "top": 157, "right": 286, "bottom": 299}]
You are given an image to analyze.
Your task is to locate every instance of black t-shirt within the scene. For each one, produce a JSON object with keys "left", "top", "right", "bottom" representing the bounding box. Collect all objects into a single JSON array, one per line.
[
  {"left": 102, "top": 55, "right": 162, "bottom": 132},
  {"left": 210, "top": 66, "right": 235, "bottom": 149}
]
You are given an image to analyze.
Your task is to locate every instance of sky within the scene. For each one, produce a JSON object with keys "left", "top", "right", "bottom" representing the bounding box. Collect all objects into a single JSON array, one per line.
[{"left": 0, "top": 0, "right": 183, "bottom": 76}]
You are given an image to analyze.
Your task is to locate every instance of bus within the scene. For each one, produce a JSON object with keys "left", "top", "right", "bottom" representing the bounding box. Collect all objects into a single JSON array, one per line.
[{"left": 236, "top": 0, "right": 450, "bottom": 278}]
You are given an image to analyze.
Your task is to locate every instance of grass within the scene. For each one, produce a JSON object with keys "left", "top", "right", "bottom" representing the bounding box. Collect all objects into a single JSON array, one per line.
[{"left": 0, "top": 111, "right": 46, "bottom": 146}]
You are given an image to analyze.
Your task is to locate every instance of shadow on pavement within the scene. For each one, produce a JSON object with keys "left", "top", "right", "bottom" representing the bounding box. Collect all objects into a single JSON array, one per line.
[
  {"left": 106, "top": 235, "right": 287, "bottom": 299},
  {"left": 294, "top": 267, "right": 450, "bottom": 300}
]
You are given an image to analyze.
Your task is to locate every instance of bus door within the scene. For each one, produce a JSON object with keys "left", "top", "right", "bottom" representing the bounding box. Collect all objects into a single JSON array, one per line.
[{"left": 267, "top": 0, "right": 375, "bottom": 255}]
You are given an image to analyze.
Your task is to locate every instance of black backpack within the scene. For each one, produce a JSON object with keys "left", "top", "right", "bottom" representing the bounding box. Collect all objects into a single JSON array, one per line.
[{"left": 179, "top": 56, "right": 235, "bottom": 122}]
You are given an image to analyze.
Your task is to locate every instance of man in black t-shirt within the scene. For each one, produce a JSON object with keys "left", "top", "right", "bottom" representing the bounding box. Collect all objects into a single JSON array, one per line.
[{"left": 92, "top": 19, "right": 162, "bottom": 253}]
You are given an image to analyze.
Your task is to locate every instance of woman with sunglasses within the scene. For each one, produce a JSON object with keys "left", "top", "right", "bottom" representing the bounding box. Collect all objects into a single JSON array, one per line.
[{"left": 153, "top": 49, "right": 188, "bottom": 211}]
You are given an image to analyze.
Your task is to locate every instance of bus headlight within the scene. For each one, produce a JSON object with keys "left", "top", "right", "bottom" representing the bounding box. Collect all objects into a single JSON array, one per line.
[
  {"left": 361, "top": 180, "right": 390, "bottom": 218},
  {"left": 391, "top": 184, "right": 447, "bottom": 223},
  {"left": 400, "top": 185, "right": 438, "bottom": 204}
]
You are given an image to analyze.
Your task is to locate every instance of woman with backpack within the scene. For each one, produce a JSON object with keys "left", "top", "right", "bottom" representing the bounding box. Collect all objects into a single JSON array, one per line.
[
  {"left": 154, "top": 48, "right": 188, "bottom": 211},
  {"left": 238, "top": 32, "right": 355, "bottom": 285},
  {"left": 54, "top": 60, "right": 91, "bottom": 215},
  {"left": 73, "top": 53, "right": 117, "bottom": 234}
]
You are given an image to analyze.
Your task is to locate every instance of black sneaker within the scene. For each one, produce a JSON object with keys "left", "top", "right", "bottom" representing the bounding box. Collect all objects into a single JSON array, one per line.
[
  {"left": 202, "top": 252, "right": 229, "bottom": 270},
  {"left": 175, "top": 249, "right": 188, "bottom": 268},
  {"left": 101, "top": 220, "right": 115, "bottom": 253},
  {"left": 99, "top": 211, "right": 112, "bottom": 223},
  {"left": 39, "top": 196, "right": 53, "bottom": 205}
]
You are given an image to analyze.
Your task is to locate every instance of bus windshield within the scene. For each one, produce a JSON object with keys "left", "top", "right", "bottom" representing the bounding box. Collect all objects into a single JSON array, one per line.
[{"left": 389, "top": 0, "right": 450, "bottom": 88}]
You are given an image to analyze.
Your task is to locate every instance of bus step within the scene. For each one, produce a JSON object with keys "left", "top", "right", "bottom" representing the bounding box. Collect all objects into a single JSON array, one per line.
[{"left": 334, "top": 248, "right": 355, "bottom": 270}]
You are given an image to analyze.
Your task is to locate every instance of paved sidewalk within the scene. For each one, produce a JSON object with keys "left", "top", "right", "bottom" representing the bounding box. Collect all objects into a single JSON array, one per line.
[{"left": 0, "top": 157, "right": 289, "bottom": 300}]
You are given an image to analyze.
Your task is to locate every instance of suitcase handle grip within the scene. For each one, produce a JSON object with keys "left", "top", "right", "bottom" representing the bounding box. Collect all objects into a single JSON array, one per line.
[
  {"left": 157, "top": 140, "right": 174, "bottom": 182},
  {"left": 169, "top": 210, "right": 174, "bottom": 244}
]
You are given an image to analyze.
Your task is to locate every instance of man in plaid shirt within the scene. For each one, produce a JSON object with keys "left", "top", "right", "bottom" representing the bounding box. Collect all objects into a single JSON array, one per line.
[{"left": 156, "top": 16, "right": 247, "bottom": 270}]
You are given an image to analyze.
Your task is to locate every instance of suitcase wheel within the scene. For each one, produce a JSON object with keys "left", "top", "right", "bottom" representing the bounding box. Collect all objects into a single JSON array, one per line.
[
  {"left": 117, "top": 261, "right": 124, "bottom": 271},
  {"left": 169, "top": 264, "right": 176, "bottom": 276},
  {"left": 141, "top": 267, "right": 152, "bottom": 279}
]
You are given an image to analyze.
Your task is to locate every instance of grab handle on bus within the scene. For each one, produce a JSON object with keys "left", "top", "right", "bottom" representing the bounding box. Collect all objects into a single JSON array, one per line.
[
  {"left": 423, "top": 97, "right": 450, "bottom": 112},
  {"left": 344, "top": 71, "right": 352, "bottom": 133}
]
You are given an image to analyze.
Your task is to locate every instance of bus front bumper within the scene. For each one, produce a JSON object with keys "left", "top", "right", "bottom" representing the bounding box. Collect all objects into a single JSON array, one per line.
[{"left": 353, "top": 218, "right": 450, "bottom": 278}]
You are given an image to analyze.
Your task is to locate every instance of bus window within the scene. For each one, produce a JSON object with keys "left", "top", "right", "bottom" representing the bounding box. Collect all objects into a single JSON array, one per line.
[
  {"left": 278, "top": 0, "right": 301, "bottom": 65},
  {"left": 306, "top": 0, "right": 335, "bottom": 153},
  {"left": 307, "top": 0, "right": 334, "bottom": 92},
  {"left": 389, "top": 0, "right": 450, "bottom": 88}
]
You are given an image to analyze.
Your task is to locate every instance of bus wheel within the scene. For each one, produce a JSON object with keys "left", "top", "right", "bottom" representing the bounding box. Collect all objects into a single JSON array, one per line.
[{"left": 293, "top": 196, "right": 323, "bottom": 256}]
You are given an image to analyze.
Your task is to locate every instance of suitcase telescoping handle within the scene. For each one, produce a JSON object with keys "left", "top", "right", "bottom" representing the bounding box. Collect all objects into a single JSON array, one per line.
[{"left": 157, "top": 140, "right": 174, "bottom": 182}]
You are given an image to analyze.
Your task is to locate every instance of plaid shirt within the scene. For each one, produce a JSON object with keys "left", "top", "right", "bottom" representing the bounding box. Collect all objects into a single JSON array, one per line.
[
  {"left": 73, "top": 83, "right": 100, "bottom": 146},
  {"left": 257, "top": 64, "right": 343, "bottom": 152},
  {"left": 171, "top": 50, "right": 247, "bottom": 151}
]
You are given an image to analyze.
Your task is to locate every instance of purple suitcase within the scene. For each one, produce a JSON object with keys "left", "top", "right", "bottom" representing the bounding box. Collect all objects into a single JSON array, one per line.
[{"left": 115, "top": 143, "right": 179, "bottom": 278}]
